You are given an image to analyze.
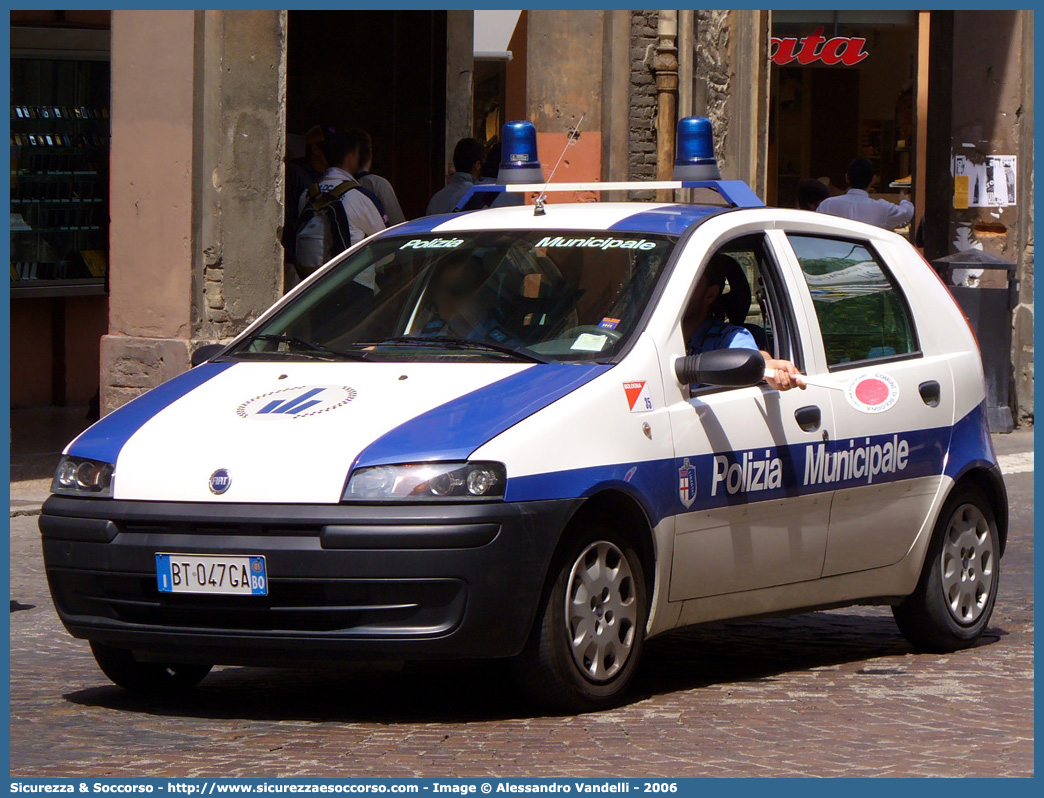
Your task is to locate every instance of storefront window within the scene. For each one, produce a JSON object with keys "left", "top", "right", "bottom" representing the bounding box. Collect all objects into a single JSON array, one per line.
[
  {"left": 768, "top": 11, "right": 917, "bottom": 223},
  {"left": 10, "top": 48, "right": 110, "bottom": 297}
]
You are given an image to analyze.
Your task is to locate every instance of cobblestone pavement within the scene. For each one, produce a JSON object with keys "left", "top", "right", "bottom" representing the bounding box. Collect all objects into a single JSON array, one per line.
[{"left": 10, "top": 467, "right": 1032, "bottom": 778}]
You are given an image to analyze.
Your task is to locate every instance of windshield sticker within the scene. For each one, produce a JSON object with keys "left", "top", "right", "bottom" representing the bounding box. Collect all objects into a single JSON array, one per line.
[
  {"left": 622, "top": 380, "right": 653, "bottom": 413},
  {"left": 570, "top": 333, "right": 607, "bottom": 352},
  {"left": 398, "top": 237, "right": 464, "bottom": 250},
  {"left": 598, "top": 317, "right": 620, "bottom": 330},
  {"left": 237, "top": 386, "right": 357, "bottom": 419},
  {"left": 535, "top": 235, "right": 657, "bottom": 251},
  {"left": 845, "top": 372, "right": 900, "bottom": 414}
]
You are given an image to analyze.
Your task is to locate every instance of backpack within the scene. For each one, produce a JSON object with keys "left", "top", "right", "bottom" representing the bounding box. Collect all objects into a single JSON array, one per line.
[{"left": 295, "top": 181, "right": 388, "bottom": 277}]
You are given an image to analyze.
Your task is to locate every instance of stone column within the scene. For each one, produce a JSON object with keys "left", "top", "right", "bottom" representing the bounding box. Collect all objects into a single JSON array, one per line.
[
  {"left": 103, "top": 10, "right": 198, "bottom": 413},
  {"left": 526, "top": 10, "right": 604, "bottom": 201},
  {"left": 102, "top": 10, "right": 286, "bottom": 415},
  {"left": 694, "top": 10, "right": 770, "bottom": 198},
  {"left": 445, "top": 11, "right": 474, "bottom": 169}
]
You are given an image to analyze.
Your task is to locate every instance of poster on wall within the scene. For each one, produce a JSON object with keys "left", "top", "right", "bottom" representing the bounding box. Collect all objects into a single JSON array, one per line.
[{"left": 953, "top": 154, "right": 1017, "bottom": 208}]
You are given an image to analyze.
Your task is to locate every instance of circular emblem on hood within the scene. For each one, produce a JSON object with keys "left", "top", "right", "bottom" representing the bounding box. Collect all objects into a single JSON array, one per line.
[
  {"left": 209, "top": 468, "right": 232, "bottom": 495},
  {"left": 237, "top": 386, "right": 357, "bottom": 419}
]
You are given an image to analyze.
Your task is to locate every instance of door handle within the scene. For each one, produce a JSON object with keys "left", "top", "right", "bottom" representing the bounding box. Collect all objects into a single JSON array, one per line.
[
  {"left": 919, "top": 380, "right": 941, "bottom": 407},
  {"left": 794, "top": 405, "right": 821, "bottom": 432}
]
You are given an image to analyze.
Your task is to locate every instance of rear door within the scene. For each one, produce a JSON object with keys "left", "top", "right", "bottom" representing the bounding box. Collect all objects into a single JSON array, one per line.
[{"left": 777, "top": 232, "right": 955, "bottom": 576}]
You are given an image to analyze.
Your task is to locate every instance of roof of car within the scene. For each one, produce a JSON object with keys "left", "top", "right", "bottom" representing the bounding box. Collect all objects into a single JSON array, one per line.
[{"left": 387, "top": 202, "right": 731, "bottom": 238}]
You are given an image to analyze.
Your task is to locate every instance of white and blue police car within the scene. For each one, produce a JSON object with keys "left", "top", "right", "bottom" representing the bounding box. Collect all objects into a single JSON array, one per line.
[{"left": 41, "top": 118, "right": 1007, "bottom": 711}]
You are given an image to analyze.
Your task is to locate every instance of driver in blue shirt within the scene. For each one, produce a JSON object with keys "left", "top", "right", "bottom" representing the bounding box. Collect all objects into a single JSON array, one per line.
[{"left": 682, "top": 253, "right": 805, "bottom": 391}]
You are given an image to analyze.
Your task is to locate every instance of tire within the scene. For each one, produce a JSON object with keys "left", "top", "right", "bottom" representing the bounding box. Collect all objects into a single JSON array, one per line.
[
  {"left": 512, "top": 526, "right": 648, "bottom": 712},
  {"left": 90, "top": 642, "right": 213, "bottom": 693},
  {"left": 893, "top": 484, "right": 1000, "bottom": 653}
]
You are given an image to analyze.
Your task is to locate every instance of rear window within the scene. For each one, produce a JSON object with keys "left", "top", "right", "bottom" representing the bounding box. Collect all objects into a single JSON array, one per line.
[{"left": 787, "top": 234, "right": 918, "bottom": 368}]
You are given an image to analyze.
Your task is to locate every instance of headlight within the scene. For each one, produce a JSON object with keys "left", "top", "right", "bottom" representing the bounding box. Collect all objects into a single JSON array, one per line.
[
  {"left": 343, "top": 462, "right": 506, "bottom": 502},
  {"left": 52, "top": 455, "right": 115, "bottom": 498}
]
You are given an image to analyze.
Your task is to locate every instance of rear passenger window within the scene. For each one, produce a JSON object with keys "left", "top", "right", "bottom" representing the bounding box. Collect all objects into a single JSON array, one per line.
[{"left": 787, "top": 235, "right": 918, "bottom": 368}]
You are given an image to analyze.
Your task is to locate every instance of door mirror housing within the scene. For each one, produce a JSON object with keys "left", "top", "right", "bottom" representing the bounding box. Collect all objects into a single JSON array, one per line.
[
  {"left": 674, "top": 348, "right": 765, "bottom": 388},
  {"left": 191, "top": 343, "right": 226, "bottom": 367}
]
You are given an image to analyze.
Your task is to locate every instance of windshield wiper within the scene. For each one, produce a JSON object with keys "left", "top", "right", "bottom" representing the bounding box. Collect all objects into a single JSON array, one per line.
[
  {"left": 364, "top": 335, "right": 551, "bottom": 364},
  {"left": 242, "top": 333, "right": 370, "bottom": 361}
]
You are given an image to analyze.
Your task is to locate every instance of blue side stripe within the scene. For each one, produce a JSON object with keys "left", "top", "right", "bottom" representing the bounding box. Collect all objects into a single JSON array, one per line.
[
  {"left": 67, "top": 362, "right": 234, "bottom": 464},
  {"left": 943, "top": 400, "right": 997, "bottom": 479},
  {"left": 609, "top": 204, "right": 724, "bottom": 235},
  {"left": 506, "top": 402, "right": 990, "bottom": 526},
  {"left": 352, "top": 363, "right": 612, "bottom": 470}
]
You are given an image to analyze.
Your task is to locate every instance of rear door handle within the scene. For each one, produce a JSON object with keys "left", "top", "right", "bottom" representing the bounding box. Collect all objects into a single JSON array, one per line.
[
  {"left": 919, "top": 380, "right": 941, "bottom": 407},
  {"left": 794, "top": 405, "right": 821, "bottom": 432}
]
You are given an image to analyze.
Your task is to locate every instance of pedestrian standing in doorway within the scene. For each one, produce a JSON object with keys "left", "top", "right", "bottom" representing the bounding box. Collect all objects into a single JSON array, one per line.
[
  {"left": 283, "top": 123, "right": 330, "bottom": 274},
  {"left": 796, "top": 178, "right": 830, "bottom": 211},
  {"left": 426, "top": 138, "right": 485, "bottom": 216},
  {"left": 354, "top": 128, "right": 406, "bottom": 226},
  {"left": 817, "top": 157, "right": 914, "bottom": 230}
]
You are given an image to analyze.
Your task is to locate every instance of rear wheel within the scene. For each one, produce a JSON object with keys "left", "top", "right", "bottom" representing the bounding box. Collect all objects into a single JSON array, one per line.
[
  {"left": 513, "top": 527, "right": 647, "bottom": 712},
  {"left": 90, "top": 642, "right": 212, "bottom": 693},
  {"left": 893, "top": 484, "right": 1000, "bottom": 652}
]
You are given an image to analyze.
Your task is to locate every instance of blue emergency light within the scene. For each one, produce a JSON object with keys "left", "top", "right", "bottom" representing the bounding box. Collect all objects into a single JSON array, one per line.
[
  {"left": 672, "top": 116, "right": 722, "bottom": 181},
  {"left": 497, "top": 121, "right": 545, "bottom": 184}
]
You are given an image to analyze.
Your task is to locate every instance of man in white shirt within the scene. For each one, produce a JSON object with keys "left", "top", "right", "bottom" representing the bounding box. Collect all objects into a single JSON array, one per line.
[
  {"left": 426, "top": 138, "right": 486, "bottom": 216},
  {"left": 298, "top": 129, "right": 386, "bottom": 246},
  {"left": 817, "top": 157, "right": 914, "bottom": 230}
]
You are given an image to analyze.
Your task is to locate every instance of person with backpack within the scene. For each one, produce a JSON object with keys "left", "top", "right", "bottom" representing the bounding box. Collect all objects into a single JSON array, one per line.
[{"left": 295, "top": 129, "right": 387, "bottom": 278}]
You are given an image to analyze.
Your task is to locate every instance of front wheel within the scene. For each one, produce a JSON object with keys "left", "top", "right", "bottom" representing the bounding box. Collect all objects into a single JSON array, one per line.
[
  {"left": 513, "top": 529, "right": 648, "bottom": 712},
  {"left": 893, "top": 484, "right": 1000, "bottom": 652},
  {"left": 90, "top": 642, "right": 213, "bottom": 693}
]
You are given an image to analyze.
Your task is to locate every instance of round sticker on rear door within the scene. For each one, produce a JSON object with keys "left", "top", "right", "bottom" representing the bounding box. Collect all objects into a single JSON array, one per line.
[
  {"left": 845, "top": 373, "right": 900, "bottom": 414},
  {"left": 237, "top": 386, "right": 357, "bottom": 419}
]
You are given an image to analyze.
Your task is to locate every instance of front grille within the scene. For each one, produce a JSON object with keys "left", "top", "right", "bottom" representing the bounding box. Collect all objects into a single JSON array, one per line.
[
  {"left": 49, "top": 569, "right": 465, "bottom": 635},
  {"left": 119, "top": 520, "right": 321, "bottom": 538}
]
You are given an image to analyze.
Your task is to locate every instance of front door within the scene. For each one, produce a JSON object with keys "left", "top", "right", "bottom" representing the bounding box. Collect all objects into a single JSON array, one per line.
[{"left": 666, "top": 235, "right": 835, "bottom": 600}]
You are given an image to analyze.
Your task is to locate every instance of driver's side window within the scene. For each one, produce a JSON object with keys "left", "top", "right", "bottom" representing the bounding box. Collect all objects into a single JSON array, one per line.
[{"left": 681, "top": 235, "right": 801, "bottom": 393}]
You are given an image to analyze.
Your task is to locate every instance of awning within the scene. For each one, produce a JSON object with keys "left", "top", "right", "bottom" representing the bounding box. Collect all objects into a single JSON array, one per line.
[{"left": 474, "top": 10, "right": 521, "bottom": 61}]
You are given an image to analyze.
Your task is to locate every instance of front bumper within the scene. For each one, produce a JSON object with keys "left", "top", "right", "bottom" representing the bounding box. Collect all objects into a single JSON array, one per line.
[{"left": 40, "top": 495, "right": 581, "bottom": 666}]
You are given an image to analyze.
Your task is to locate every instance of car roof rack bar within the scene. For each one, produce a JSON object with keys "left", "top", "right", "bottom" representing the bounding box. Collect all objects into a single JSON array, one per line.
[{"left": 453, "top": 179, "right": 765, "bottom": 212}]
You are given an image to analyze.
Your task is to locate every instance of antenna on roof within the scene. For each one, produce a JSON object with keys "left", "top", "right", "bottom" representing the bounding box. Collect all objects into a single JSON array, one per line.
[{"left": 533, "top": 113, "right": 585, "bottom": 217}]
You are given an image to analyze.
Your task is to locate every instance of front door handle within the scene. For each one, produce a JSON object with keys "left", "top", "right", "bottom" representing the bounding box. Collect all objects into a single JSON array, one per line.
[
  {"left": 795, "top": 405, "right": 821, "bottom": 432},
  {"left": 919, "top": 380, "right": 941, "bottom": 407}
]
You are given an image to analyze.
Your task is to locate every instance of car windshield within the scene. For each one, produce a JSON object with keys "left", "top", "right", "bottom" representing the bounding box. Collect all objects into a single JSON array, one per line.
[{"left": 227, "top": 230, "right": 676, "bottom": 363}]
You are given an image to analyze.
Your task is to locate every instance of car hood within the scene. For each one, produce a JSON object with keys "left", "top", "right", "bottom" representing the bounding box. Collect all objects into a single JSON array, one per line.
[{"left": 66, "top": 360, "right": 609, "bottom": 503}]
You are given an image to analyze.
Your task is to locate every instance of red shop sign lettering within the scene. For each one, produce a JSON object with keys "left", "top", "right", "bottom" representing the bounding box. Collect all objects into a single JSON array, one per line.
[{"left": 769, "top": 27, "right": 870, "bottom": 66}]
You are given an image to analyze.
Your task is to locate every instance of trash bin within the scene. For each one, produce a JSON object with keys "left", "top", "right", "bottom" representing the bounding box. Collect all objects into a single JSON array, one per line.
[{"left": 932, "top": 249, "right": 1019, "bottom": 433}]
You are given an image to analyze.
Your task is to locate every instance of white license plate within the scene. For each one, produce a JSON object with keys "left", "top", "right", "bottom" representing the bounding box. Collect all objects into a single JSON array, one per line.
[{"left": 156, "top": 553, "right": 268, "bottom": 596}]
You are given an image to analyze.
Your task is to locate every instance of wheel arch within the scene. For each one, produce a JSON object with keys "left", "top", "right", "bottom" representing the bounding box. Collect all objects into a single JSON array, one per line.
[
  {"left": 948, "top": 464, "right": 1009, "bottom": 556},
  {"left": 557, "top": 488, "right": 658, "bottom": 611}
]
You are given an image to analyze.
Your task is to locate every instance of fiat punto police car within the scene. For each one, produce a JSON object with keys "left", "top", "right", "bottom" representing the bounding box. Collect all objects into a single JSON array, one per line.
[{"left": 41, "top": 118, "right": 1006, "bottom": 711}]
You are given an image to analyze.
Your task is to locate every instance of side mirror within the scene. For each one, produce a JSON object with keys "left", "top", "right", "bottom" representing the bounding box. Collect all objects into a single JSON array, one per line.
[
  {"left": 674, "top": 348, "right": 765, "bottom": 387},
  {"left": 191, "top": 343, "right": 226, "bottom": 367}
]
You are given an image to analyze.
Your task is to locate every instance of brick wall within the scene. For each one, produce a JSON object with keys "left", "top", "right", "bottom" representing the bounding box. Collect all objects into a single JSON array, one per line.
[{"left": 628, "top": 10, "right": 658, "bottom": 185}]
